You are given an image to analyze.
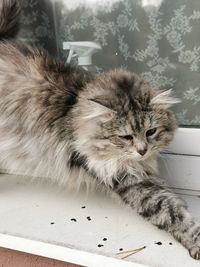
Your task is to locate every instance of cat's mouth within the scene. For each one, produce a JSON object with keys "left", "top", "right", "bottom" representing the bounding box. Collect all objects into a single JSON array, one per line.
[
  {"left": 135, "top": 154, "right": 149, "bottom": 162},
  {"left": 123, "top": 150, "right": 151, "bottom": 162}
]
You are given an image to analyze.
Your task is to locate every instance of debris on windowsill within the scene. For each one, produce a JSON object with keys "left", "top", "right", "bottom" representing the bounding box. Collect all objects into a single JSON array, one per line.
[{"left": 116, "top": 246, "right": 146, "bottom": 259}]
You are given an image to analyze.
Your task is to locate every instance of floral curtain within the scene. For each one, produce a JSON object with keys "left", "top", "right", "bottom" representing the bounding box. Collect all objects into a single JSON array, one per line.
[
  {"left": 18, "top": 0, "right": 58, "bottom": 56},
  {"left": 18, "top": 0, "right": 200, "bottom": 126}
]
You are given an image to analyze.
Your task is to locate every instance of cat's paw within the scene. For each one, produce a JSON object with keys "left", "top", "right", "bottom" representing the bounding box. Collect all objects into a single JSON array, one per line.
[{"left": 189, "top": 246, "right": 200, "bottom": 260}]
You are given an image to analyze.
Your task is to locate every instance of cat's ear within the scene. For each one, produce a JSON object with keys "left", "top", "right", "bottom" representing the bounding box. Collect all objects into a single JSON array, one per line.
[
  {"left": 84, "top": 98, "right": 116, "bottom": 121},
  {"left": 150, "top": 89, "right": 180, "bottom": 108}
]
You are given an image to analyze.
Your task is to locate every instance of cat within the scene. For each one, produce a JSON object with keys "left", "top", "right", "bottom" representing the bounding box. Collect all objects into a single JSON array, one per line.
[{"left": 0, "top": 0, "right": 200, "bottom": 260}]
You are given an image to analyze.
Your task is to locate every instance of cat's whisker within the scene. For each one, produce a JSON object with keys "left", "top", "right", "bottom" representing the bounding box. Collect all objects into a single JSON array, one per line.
[{"left": 159, "top": 156, "right": 174, "bottom": 179}]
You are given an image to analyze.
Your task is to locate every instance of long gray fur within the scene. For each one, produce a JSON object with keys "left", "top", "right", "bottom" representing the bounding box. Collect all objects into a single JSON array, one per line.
[{"left": 0, "top": 0, "right": 200, "bottom": 260}]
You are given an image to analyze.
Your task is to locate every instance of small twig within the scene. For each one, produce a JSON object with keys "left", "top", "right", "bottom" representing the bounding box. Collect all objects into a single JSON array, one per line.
[
  {"left": 116, "top": 246, "right": 146, "bottom": 255},
  {"left": 116, "top": 246, "right": 146, "bottom": 259}
]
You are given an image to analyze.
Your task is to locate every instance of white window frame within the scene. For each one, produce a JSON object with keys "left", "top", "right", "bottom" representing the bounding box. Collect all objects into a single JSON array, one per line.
[
  {"left": 159, "top": 127, "right": 200, "bottom": 192},
  {"left": 167, "top": 128, "right": 200, "bottom": 156}
]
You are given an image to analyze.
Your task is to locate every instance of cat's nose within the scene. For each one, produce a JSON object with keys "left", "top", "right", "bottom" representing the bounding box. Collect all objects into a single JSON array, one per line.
[{"left": 137, "top": 147, "right": 147, "bottom": 156}]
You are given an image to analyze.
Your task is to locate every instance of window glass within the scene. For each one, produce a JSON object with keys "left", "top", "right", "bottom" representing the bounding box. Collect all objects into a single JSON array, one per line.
[{"left": 18, "top": 0, "right": 200, "bottom": 126}]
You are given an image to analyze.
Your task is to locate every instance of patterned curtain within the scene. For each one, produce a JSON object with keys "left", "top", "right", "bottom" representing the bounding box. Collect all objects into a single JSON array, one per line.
[
  {"left": 18, "top": 0, "right": 200, "bottom": 126},
  {"left": 17, "top": 0, "right": 58, "bottom": 56}
]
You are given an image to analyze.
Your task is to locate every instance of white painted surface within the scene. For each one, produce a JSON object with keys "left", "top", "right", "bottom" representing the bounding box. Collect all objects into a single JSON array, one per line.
[
  {"left": 0, "top": 174, "right": 200, "bottom": 267},
  {"left": 159, "top": 154, "right": 200, "bottom": 191},
  {"left": 158, "top": 127, "right": 200, "bottom": 192},
  {"left": 167, "top": 128, "right": 200, "bottom": 155},
  {"left": 0, "top": 234, "right": 144, "bottom": 267}
]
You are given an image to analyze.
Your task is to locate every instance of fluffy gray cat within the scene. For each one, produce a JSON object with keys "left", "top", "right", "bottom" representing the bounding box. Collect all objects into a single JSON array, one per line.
[{"left": 0, "top": 0, "right": 200, "bottom": 260}]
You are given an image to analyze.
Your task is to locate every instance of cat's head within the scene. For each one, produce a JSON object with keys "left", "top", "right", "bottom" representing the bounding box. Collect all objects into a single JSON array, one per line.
[{"left": 73, "top": 69, "right": 178, "bottom": 163}]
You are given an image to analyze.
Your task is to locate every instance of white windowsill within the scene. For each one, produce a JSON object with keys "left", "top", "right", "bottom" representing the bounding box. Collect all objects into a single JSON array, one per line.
[{"left": 0, "top": 173, "right": 200, "bottom": 267}]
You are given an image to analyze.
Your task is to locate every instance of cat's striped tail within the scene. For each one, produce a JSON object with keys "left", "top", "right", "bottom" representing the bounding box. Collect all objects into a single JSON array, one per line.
[{"left": 0, "top": 0, "right": 20, "bottom": 40}]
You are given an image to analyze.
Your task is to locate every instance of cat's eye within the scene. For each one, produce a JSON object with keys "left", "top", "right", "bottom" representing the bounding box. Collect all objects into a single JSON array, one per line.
[
  {"left": 119, "top": 135, "right": 133, "bottom": 141},
  {"left": 146, "top": 128, "right": 157, "bottom": 137}
]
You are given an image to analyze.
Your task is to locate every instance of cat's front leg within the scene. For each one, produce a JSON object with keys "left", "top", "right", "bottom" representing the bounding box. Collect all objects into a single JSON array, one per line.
[{"left": 113, "top": 177, "right": 200, "bottom": 260}]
